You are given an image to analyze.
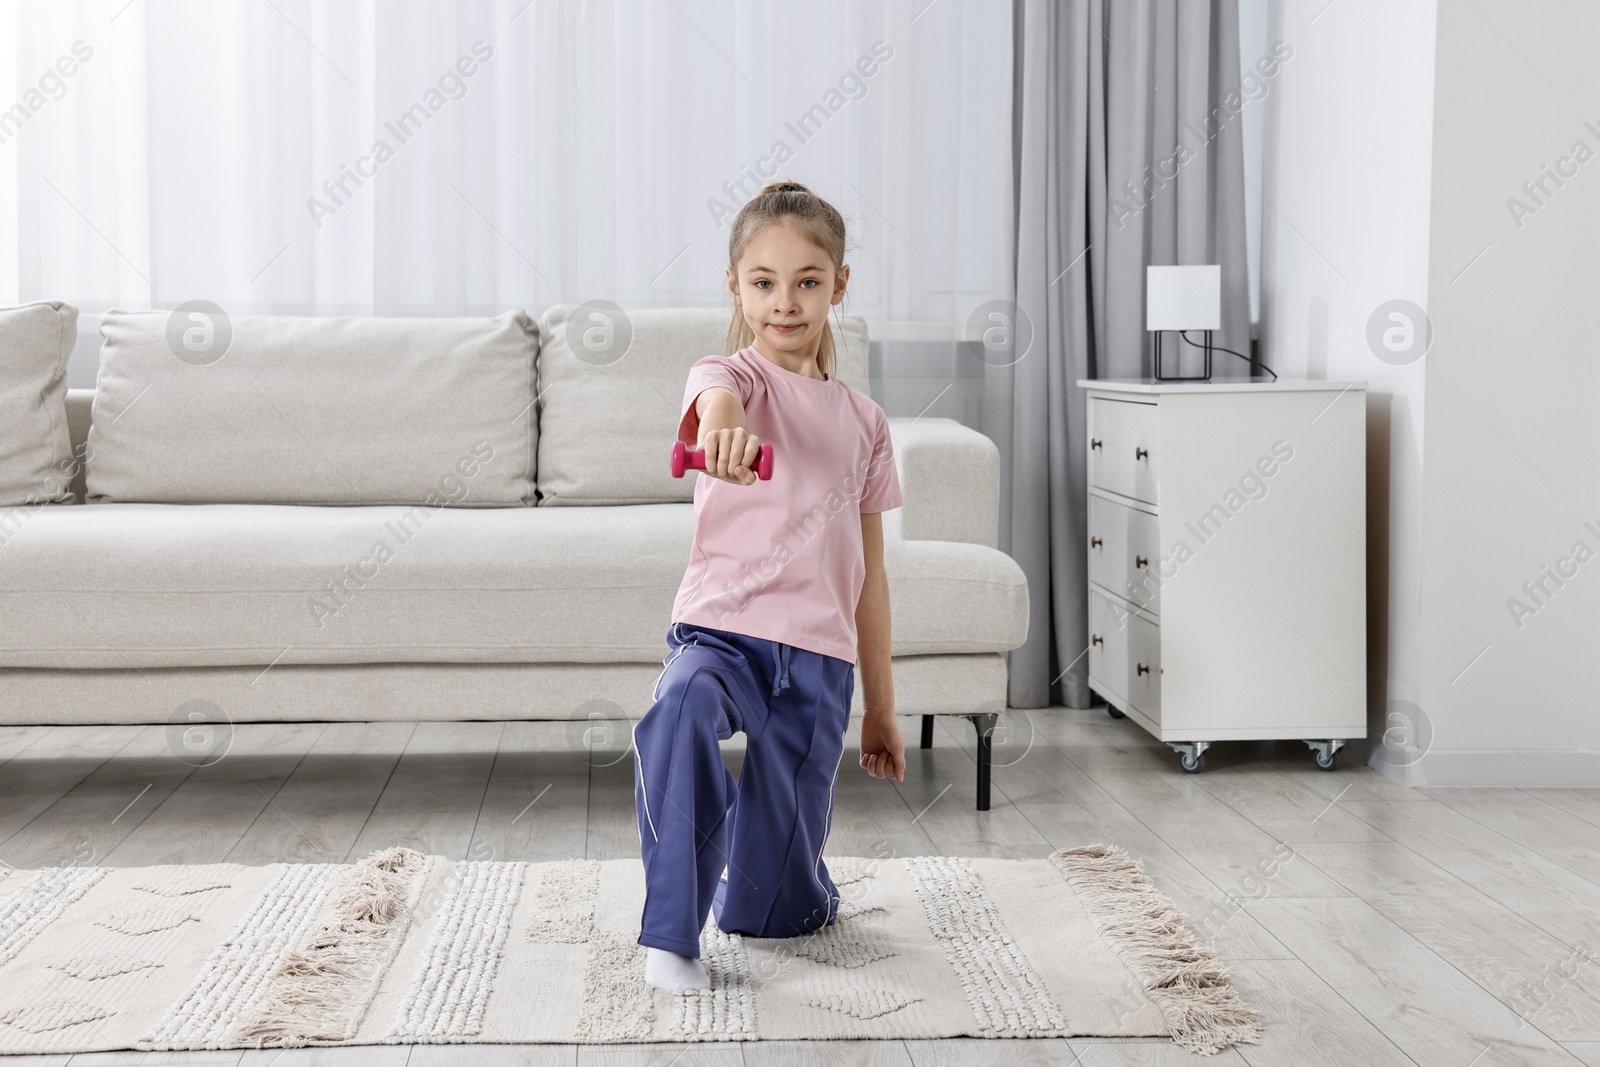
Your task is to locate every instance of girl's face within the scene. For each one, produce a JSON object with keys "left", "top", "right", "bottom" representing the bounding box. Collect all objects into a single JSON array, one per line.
[{"left": 727, "top": 221, "right": 849, "bottom": 364}]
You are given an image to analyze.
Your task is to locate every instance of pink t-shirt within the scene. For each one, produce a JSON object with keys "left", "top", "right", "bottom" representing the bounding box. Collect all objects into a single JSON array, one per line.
[{"left": 671, "top": 345, "right": 904, "bottom": 664}]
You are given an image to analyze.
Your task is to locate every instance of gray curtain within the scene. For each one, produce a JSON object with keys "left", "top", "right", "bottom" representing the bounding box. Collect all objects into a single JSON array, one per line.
[{"left": 999, "top": 0, "right": 1252, "bottom": 710}]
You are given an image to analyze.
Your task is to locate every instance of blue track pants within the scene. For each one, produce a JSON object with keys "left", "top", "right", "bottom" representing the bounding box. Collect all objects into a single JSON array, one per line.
[{"left": 633, "top": 622, "right": 855, "bottom": 957}]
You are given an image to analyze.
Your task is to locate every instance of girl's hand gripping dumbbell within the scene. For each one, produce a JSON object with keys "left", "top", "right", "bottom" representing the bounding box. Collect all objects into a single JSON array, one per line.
[{"left": 672, "top": 435, "right": 777, "bottom": 483}]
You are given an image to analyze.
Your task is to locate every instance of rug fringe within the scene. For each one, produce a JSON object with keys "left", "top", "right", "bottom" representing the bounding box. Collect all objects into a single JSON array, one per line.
[
  {"left": 234, "top": 846, "right": 428, "bottom": 1048},
  {"left": 1049, "top": 844, "right": 1264, "bottom": 1056}
]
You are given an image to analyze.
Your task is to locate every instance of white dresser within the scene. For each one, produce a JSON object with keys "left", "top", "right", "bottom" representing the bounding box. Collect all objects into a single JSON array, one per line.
[{"left": 1076, "top": 379, "right": 1367, "bottom": 772}]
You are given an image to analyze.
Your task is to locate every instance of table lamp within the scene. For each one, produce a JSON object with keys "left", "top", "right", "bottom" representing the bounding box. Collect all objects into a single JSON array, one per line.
[{"left": 1146, "top": 264, "right": 1220, "bottom": 381}]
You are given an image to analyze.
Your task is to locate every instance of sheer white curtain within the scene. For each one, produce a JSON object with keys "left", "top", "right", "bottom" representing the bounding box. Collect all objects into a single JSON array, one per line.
[{"left": 1, "top": 0, "right": 1014, "bottom": 403}]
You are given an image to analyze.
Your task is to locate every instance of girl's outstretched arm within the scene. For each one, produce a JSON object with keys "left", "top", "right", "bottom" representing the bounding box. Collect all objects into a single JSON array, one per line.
[{"left": 856, "top": 512, "right": 905, "bottom": 781}]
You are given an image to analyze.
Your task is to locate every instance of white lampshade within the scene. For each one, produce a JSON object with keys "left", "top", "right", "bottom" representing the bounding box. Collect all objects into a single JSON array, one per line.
[{"left": 1146, "top": 265, "right": 1221, "bottom": 331}]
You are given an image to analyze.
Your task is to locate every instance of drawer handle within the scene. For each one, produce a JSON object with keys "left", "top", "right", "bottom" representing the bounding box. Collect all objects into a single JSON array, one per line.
[
  {"left": 1091, "top": 634, "right": 1103, "bottom": 646},
  {"left": 1135, "top": 555, "right": 1148, "bottom": 568},
  {"left": 1090, "top": 438, "right": 1103, "bottom": 450},
  {"left": 1136, "top": 663, "right": 1150, "bottom": 676},
  {"left": 1090, "top": 537, "right": 1102, "bottom": 548},
  {"left": 1135, "top": 447, "right": 1149, "bottom": 461}
]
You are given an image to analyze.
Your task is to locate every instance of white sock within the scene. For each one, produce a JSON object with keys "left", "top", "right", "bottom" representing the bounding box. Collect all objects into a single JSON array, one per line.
[{"left": 645, "top": 947, "right": 710, "bottom": 991}]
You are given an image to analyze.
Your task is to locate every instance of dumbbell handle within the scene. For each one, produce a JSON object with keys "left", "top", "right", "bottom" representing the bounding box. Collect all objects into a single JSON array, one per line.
[{"left": 671, "top": 441, "right": 775, "bottom": 480}]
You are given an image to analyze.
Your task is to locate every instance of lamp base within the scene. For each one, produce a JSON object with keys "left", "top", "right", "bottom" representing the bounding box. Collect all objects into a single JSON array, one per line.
[{"left": 1153, "top": 330, "right": 1213, "bottom": 381}]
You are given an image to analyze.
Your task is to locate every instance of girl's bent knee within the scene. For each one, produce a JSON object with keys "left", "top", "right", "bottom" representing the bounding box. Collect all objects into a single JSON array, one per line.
[{"left": 639, "top": 667, "right": 736, "bottom": 744}]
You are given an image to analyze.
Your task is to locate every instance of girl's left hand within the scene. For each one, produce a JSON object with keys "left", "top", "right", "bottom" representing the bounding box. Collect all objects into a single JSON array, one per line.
[{"left": 859, "top": 710, "right": 905, "bottom": 781}]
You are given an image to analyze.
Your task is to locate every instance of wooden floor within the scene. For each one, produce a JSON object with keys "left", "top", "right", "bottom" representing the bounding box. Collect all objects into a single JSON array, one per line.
[{"left": 3, "top": 706, "right": 1599, "bottom": 1067}]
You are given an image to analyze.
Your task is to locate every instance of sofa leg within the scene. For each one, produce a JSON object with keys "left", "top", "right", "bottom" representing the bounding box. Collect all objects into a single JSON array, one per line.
[
  {"left": 968, "top": 712, "right": 998, "bottom": 811},
  {"left": 920, "top": 714, "right": 934, "bottom": 749}
]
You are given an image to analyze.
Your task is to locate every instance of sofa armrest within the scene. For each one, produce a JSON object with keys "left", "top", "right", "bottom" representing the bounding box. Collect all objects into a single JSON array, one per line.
[
  {"left": 886, "top": 417, "right": 1000, "bottom": 549},
  {"left": 66, "top": 388, "right": 93, "bottom": 504}
]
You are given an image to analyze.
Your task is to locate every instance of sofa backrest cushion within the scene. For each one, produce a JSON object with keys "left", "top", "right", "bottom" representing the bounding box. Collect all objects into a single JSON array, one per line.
[
  {"left": 0, "top": 301, "right": 79, "bottom": 508},
  {"left": 535, "top": 306, "right": 869, "bottom": 505},
  {"left": 87, "top": 309, "right": 538, "bottom": 506}
]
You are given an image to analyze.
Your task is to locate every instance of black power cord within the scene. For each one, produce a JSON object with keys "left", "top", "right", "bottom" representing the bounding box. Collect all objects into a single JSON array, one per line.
[{"left": 1179, "top": 329, "right": 1278, "bottom": 381}]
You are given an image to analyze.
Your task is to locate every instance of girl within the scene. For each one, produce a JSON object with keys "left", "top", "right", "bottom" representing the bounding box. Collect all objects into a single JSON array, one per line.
[{"left": 632, "top": 181, "right": 907, "bottom": 992}]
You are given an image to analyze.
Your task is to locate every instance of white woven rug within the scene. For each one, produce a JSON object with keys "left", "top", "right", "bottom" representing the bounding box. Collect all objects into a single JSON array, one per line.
[{"left": 0, "top": 845, "right": 1261, "bottom": 1056}]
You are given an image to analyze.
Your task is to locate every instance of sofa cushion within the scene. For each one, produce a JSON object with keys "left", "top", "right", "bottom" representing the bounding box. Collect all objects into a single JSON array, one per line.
[
  {"left": 86, "top": 309, "right": 537, "bottom": 506},
  {"left": 0, "top": 502, "right": 1026, "bottom": 669},
  {"left": 0, "top": 655, "right": 1010, "bottom": 724},
  {"left": 0, "top": 302, "right": 78, "bottom": 508},
  {"left": 535, "top": 306, "right": 869, "bottom": 505}
]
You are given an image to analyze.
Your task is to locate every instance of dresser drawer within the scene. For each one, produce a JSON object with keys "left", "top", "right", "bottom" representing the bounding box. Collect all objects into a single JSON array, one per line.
[
  {"left": 1088, "top": 589, "right": 1162, "bottom": 722},
  {"left": 1088, "top": 590, "right": 1129, "bottom": 706},
  {"left": 1088, "top": 397, "right": 1159, "bottom": 505},
  {"left": 1088, "top": 494, "right": 1162, "bottom": 616},
  {"left": 1125, "top": 605, "right": 1162, "bottom": 722}
]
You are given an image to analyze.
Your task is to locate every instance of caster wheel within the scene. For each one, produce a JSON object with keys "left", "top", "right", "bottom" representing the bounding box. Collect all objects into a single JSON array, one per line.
[
  {"left": 1169, "top": 741, "right": 1210, "bottom": 774},
  {"left": 1107, "top": 706, "right": 1126, "bottom": 719},
  {"left": 1307, "top": 739, "right": 1343, "bottom": 771}
]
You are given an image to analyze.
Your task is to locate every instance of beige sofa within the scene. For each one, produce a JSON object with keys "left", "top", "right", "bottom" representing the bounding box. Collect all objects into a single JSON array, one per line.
[{"left": 0, "top": 304, "right": 1028, "bottom": 808}]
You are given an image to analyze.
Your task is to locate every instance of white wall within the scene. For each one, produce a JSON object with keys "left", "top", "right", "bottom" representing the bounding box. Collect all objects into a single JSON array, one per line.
[
  {"left": 1414, "top": 0, "right": 1600, "bottom": 784},
  {"left": 1256, "top": 0, "right": 1438, "bottom": 761},
  {"left": 1262, "top": 0, "right": 1600, "bottom": 785}
]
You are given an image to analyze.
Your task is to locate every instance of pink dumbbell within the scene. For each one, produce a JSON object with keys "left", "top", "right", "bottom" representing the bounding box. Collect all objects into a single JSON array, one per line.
[{"left": 671, "top": 440, "right": 775, "bottom": 480}]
